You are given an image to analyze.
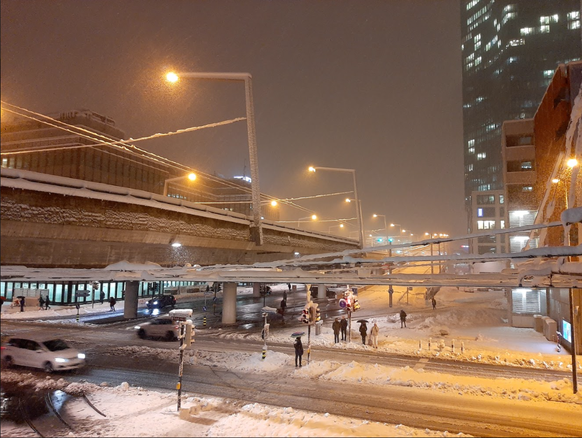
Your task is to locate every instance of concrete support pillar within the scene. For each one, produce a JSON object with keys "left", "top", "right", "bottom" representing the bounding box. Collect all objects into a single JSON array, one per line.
[
  {"left": 123, "top": 280, "right": 139, "bottom": 319},
  {"left": 317, "top": 284, "right": 327, "bottom": 300},
  {"left": 222, "top": 282, "right": 237, "bottom": 324},
  {"left": 253, "top": 282, "right": 261, "bottom": 297}
]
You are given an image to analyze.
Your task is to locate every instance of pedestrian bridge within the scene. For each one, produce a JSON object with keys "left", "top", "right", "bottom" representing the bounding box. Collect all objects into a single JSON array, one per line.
[{"left": 0, "top": 168, "right": 360, "bottom": 268}]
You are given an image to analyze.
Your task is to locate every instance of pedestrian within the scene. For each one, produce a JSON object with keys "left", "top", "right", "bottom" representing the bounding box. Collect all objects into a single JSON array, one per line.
[
  {"left": 294, "top": 336, "right": 304, "bottom": 367},
  {"left": 20, "top": 297, "right": 25, "bottom": 313},
  {"left": 38, "top": 295, "right": 45, "bottom": 310},
  {"left": 432, "top": 297, "right": 437, "bottom": 310},
  {"left": 359, "top": 321, "right": 368, "bottom": 345},
  {"left": 400, "top": 309, "right": 407, "bottom": 328},
  {"left": 283, "top": 290, "right": 287, "bottom": 302},
  {"left": 100, "top": 291, "right": 105, "bottom": 304},
  {"left": 109, "top": 296, "right": 116, "bottom": 312},
  {"left": 287, "top": 283, "right": 291, "bottom": 291},
  {"left": 332, "top": 318, "right": 341, "bottom": 343},
  {"left": 370, "top": 322, "right": 380, "bottom": 349},
  {"left": 340, "top": 316, "right": 348, "bottom": 341},
  {"left": 45, "top": 296, "right": 51, "bottom": 310},
  {"left": 280, "top": 298, "right": 287, "bottom": 315},
  {"left": 0, "top": 296, "right": 5, "bottom": 313}
]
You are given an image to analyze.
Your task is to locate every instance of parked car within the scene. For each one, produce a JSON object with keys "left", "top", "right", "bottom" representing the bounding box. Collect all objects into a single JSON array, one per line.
[
  {"left": 135, "top": 315, "right": 180, "bottom": 340},
  {"left": 146, "top": 294, "right": 176, "bottom": 310},
  {"left": 1, "top": 336, "right": 86, "bottom": 373}
]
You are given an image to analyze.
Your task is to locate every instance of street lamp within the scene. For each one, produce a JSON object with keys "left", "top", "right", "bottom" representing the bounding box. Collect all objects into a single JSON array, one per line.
[
  {"left": 309, "top": 166, "right": 364, "bottom": 248},
  {"left": 297, "top": 214, "right": 317, "bottom": 228},
  {"left": 163, "top": 172, "right": 197, "bottom": 197},
  {"left": 166, "top": 71, "right": 263, "bottom": 245}
]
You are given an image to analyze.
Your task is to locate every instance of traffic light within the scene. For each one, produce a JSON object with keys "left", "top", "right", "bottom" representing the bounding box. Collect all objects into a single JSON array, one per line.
[
  {"left": 301, "top": 309, "right": 310, "bottom": 324},
  {"left": 315, "top": 306, "right": 321, "bottom": 322},
  {"left": 183, "top": 321, "right": 194, "bottom": 346}
]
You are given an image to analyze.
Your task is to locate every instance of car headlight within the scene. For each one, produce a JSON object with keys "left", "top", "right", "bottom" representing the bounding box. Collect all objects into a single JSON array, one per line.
[
  {"left": 134, "top": 326, "right": 141, "bottom": 330},
  {"left": 77, "top": 353, "right": 86, "bottom": 359},
  {"left": 55, "top": 357, "right": 68, "bottom": 363},
  {"left": 153, "top": 301, "right": 158, "bottom": 305}
]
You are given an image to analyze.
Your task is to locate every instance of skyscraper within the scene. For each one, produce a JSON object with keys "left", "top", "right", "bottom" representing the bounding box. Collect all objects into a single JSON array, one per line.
[{"left": 460, "top": 0, "right": 581, "bottom": 249}]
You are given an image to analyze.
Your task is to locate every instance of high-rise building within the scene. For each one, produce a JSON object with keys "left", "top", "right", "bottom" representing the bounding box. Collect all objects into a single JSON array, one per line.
[{"left": 460, "top": 0, "right": 581, "bottom": 252}]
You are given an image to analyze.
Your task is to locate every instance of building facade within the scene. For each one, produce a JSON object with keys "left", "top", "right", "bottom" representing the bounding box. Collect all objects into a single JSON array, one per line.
[
  {"left": 460, "top": 0, "right": 581, "bottom": 251},
  {"left": 502, "top": 61, "right": 582, "bottom": 251}
]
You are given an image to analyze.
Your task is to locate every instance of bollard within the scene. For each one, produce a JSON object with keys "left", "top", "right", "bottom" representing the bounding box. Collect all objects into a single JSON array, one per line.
[
  {"left": 428, "top": 337, "right": 431, "bottom": 351},
  {"left": 262, "top": 344, "right": 267, "bottom": 360}
]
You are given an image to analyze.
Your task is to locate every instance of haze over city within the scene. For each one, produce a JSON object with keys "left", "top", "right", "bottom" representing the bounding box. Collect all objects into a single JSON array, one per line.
[{"left": 0, "top": 0, "right": 466, "bottom": 239}]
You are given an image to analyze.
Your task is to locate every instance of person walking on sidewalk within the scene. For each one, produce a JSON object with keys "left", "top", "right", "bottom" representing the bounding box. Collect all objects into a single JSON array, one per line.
[
  {"left": 432, "top": 297, "right": 437, "bottom": 310},
  {"left": 109, "top": 296, "right": 116, "bottom": 312},
  {"left": 44, "top": 296, "right": 51, "bottom": 310},
  {"left": 340, "top": 316, "right": 348, "bottom": 341},
  {"left": 332, "top": 318, "right": 341, "bottom": 343},
  {"left": 38, "top": 295, "right": 45, "bottom": 310},
  {"left": 294, "top": 337, "right": 304, "bottom": 367},
  {"left": 400, "top": 309, "right": 407, "bottom": 328},
  {"left": 359, "top": 320, "right": 368, "bottom": 345},
  {"left": 370, "top": 322, "right": 380, "bottom": 348}
]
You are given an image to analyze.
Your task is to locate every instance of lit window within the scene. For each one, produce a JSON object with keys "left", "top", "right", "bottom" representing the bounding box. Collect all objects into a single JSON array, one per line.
[
  {"left": 500, "top": 195, "right": 504, "bottom": 204},
  {"left": 486, "top": 123, "right": 496, "bottom": 132},
  {"left": 568, "top": 11, "right": 580, "bottom": 20},
  {"left": 475, "top": 56, "right": 482, "bottom": 65},
  {"left": 469, "top": 147, "right": 475, "bottom": 154},
  {"left": 520, "top": 27, "right": 534, "bottom": 35},
  {"left": 477, "top": 208, "right": 484, "bottom": 217},
  {"left": 522, "top": 186, "right": 533, "bottom": 192},
  {"left": 521, "top": 161, "right": 533, "bottom": 170},
  {"left": 543, "top": 69, "right": 554, "bottom": 78},
  {"left": 539, "top": 25, "right": 550, "bottom": 33},
  {"left": 468, "top": 164, "right": 473, "bottom": 171},
  {"left": 540, "top": 16, "right": 550, "bottom": 25},
  {"left": 568, "top": 20, "right": 580, "bottom": 30},
  {"left": 468, "top": 139, "right": 475, "bottom": 147},
  {"left": 551, "top": 14, "right": 559, "bottom": 23},
  {"left": 500, "top": 220, "right": 505, "bottom": 229},
  {"left": 477, "top": 152, "right": 486, "bottom": 160},
  {"left": 509, "top": 39, "right": 525, "bottom": 46}
]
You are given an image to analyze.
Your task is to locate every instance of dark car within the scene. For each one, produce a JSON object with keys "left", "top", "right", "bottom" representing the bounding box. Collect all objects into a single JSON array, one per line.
[{"left": 146, "top": 294, "right": 176, "bottom": 310}]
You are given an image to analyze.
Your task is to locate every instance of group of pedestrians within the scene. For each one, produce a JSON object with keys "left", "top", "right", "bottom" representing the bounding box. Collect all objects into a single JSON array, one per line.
[
  {"left": 37, "top": 295, "right": 51, "bottom": 311},
  {"left": 331, "top": 316, "right": 349, "bottom": 343}
]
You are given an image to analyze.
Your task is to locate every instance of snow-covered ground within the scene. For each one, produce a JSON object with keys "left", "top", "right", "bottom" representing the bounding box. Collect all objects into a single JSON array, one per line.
[{"left": 1, "top": 283, "right": 581, "bottom": 437}]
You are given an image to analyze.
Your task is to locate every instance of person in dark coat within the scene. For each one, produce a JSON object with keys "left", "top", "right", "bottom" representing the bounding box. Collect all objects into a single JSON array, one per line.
[
  {"left": 400, "top": 309, "right": 407, "bottom": 328},
  {"left": 294, "top": 337, "right": 304, "bottom": 367},
  {"left": 38, "top": 295, "right": 45, "bottom": 310},
  {"left": 359, "top": 321, "right": 368, "bottom": 345},
  {"left": 19, "top": 297, "right": 25, "bottom": 312},
  {"left": 340, "top": 316, "right": 348, "bottom": 341},
  {"left": 45, "top": 296, "right": 50, "bottom": 310},
  {"left": 432, "top": 297, "right": 437, "bottom": 310},
  {"left": 332, "top": 318, "right": 341, "bottom": 343},
  {"left": 100, "top": 291, "right": 105, "bottom": 304},
  {"left": 109, "top": 296, "right": 116, "bottom": 312},
  {"left": 280, "top": 298, "right": 287, "bottom": 315}
]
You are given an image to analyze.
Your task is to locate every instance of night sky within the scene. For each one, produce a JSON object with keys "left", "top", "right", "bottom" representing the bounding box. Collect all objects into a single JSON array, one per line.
[{"left": 1, "top": 0, "right": 466, "bottom": 241}]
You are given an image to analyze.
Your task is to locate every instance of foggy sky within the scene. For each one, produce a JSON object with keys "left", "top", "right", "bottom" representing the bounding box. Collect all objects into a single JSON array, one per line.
[{"left": 1, "top": 0, "right": 466, "bottom": 241}]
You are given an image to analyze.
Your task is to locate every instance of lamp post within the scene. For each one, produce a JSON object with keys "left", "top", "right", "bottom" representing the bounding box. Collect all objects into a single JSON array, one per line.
[
  {"left": 166, "top": 71, "right": 263, "bottom": 245},
  {"left": 309, "top": 166, "right": 364, "bottom": 249},
  {"left": 163, "top": 172, "right": 197, "bottom": 197}
]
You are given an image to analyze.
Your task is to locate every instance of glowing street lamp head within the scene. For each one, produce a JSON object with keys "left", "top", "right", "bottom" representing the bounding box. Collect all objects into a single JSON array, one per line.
[
  {"left": 166, "top": 72, "right": 179, "bottom": 83},
  {"left": 345, "top": 198, "right": 351, "bottom": 203},
  {"left": 308, "top": 166, "right": 316, "bottom": 173},
  {"left": 311, "top": 214, "right": 317, "bottom": 221},
  {"left": 187, "top": 172, "right": 196, "bottom": 181},
  {"left": 270, "top": 200, "right": 278, "bottom": 207},
  {"left": 567, "top": 158, "right": 579, "bottom": 168}
]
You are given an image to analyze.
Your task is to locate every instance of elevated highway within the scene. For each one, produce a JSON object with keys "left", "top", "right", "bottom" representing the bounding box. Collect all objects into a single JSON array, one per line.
[{"left": 1, "top": 168, "right": 360, "bottom": 268}]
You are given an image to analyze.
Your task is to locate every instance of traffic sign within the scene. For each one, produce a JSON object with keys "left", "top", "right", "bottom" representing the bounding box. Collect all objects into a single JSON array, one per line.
[{"left": 75, "top": 290, "right": 91, "bottom": 297}]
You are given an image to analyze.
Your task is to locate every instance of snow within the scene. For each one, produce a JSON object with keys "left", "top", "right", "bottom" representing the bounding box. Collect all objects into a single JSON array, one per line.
[{"left": 2, "top": 283, "right": 581, "bottom": 437}]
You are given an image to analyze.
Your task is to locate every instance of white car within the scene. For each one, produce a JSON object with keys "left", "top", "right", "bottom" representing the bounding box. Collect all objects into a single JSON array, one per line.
[
  {"left": 1, "top": 336, "right": 86, "bottom": 373},
  {"left": 135, "top": 315, "right": 180, "bottom": 341}
]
